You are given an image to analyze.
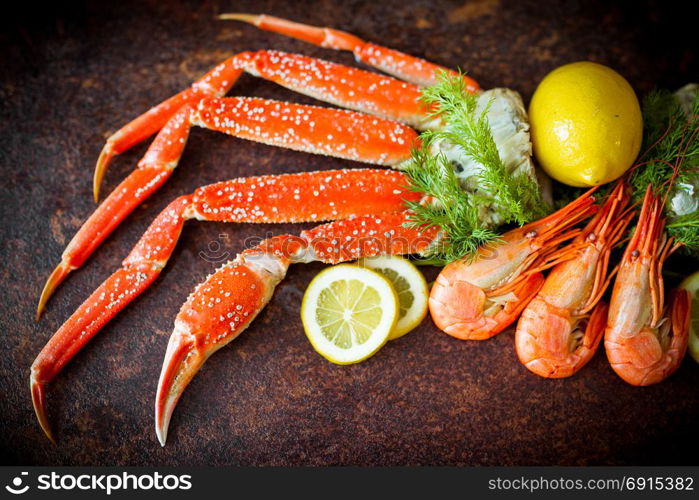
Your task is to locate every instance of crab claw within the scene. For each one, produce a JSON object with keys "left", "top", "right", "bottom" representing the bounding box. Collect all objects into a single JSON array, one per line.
[
  {"left": 93, "top": 144, "right": 117, "bottom": 203},
  {"left": 154, "top": 325, "right": 207, "bottom": 447},
  {"left": 36, "top": 262, "right": 72, "bottom": 321},
  {"left": 154, "top": 242, "right": 296, "bottom": 445},
  {"left": 30, "top": 376, "right": 56, "bottom": 444}
]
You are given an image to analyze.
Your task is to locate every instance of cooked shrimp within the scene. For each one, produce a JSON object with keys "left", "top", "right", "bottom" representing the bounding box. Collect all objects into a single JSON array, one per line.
[
  {"left": 515, "top": 183, "right": 633, "bottom": 378},
  {"left": 430, "top": 189, "right": 598, "bottom": 340},
  {"left": 604, "top": 187, "right": 690, "bottom": 385}
]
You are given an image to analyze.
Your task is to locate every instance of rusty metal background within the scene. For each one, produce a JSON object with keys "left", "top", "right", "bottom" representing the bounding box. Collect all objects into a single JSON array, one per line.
[{"left": 1, "top": 0, "right": 697, "bottom": 465}]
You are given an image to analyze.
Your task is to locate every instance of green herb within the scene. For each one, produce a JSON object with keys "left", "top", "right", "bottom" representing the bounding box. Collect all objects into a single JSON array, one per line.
[
  {"left": 403, "top": 71, "right": 547, "bottom": 264},
  {"left": 631, "top": 88, "right": 699, "bottom": 255},
  {"left": 630, "top": 89, "right": 699, "bottom": 197},
  {"left": 403, "top": 147, "right": 501, "bottom": 265},
  {"left": 667, "top": 210, "right": 699, "bottom": 255}
]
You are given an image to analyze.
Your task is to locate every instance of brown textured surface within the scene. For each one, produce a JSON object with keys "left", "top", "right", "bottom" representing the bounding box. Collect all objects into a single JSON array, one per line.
[{"left": 1, "top": 0, "right": 698, "bottom": 466}]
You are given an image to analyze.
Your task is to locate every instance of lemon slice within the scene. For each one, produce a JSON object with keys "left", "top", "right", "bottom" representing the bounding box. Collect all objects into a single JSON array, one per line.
[
  {"left": 357, "top": 255, "right": 429, "bottom": 340},
  {"left": 301, "top": 264, "right": 398, "bottom": 364},
  {"left": 679, "top": 271, "right": 699, "bottom": 363}
]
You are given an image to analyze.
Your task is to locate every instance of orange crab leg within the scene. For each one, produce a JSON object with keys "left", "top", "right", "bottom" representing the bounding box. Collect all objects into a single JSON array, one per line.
[
  {"left": 155, "top": 211, "right": 439, "bottom": 445},
  {"left": 234, "top": 51, "right": 429, "bottom": 128},
  {"left": 221, "top": 13, "right": 480, "bottom": 92},
  {"left": 37, "top": 104, "right": 197, "bottom": 319},
  {"left": 195, "top": 97, "right": 418, "bottom": 164},
  {"left": 31, "top": 169, "right": 416, "bottom": 441},
  {"left": 94, "top": 49, "right": 430, "bottom": 202},
  {"left": 189, "top": 169, "right": 416, "bottom": 223},
  {"left": 94, "top": 59, "right": 246, "bottom": 201},
  {"left": 38, "top": 98, "right": 419, "bottom": 317},
  {"left": 31, "top": 195, "right": 192, "bottom": 443}
]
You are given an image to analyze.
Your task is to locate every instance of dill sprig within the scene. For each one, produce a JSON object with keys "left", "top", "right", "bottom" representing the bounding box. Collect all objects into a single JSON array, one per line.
[
  {"left": 667, "top": 211, "right": 699, "bottom": 254},
  {"left": 419, "top": 71, "right": 547, "bottom": 225},
  {"left": 630, "top": 89, "right": 699, "bottom": 197},
  {"left": 631, "top": 87, "right": 699, "bottom": 255},
  {"left": 403, "top": 147, "right": 500, "bottom": 265},
  {"left": 403, "top": 71, "right": 547, "bottom": 264}
]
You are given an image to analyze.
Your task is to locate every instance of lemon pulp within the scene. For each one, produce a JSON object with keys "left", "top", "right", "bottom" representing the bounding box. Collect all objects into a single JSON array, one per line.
[
  {"left": 301, "top": 264, "right": 398, "bottom": 364},
  {"left": 358, "top": 256, "right": 429, "bottom": 339}
]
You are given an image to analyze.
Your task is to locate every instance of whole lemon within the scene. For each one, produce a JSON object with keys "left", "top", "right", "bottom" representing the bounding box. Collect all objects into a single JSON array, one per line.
[{"left": 529, "top": 61, "right": 642, "bottom": 187}]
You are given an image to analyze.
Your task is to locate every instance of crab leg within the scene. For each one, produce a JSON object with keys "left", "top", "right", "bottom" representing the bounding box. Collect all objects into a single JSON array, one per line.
[
  {"left": 94, "top": 49, "right": 435, "bottom": 202},
  {"left": 233, "top": 51, "right": 430, "bottom": 128},
  {"left": 94, "top": 65, "right": 245, "bottom": 201},
  {"left": 195, "top": 97, "right": 418, "bottom": 163},
  {"left": 38, "top": 98, "right": 419, "bottom": 317},
  {"left": 221, "top": 13, "right": 480, "bottom": 92},
  {"left": 38, "top": 104, "right": 197, "bottom": 319},
  {"left": 31, "top": 195, "right": 191, "bottom": 443},
  {"left": 31, "top": 169, "right": 416, "bottom": 441},
  {"left": 155, "top": 211, "right": 439, "bottom": 445}
]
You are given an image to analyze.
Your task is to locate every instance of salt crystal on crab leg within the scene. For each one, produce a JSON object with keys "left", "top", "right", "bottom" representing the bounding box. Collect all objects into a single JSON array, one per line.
[
  {"left": 32, "top": 169, "right": 416, "bottom": 441},
  {"left": 221, "top": 13, "right": 480, "bottom": 92}
]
